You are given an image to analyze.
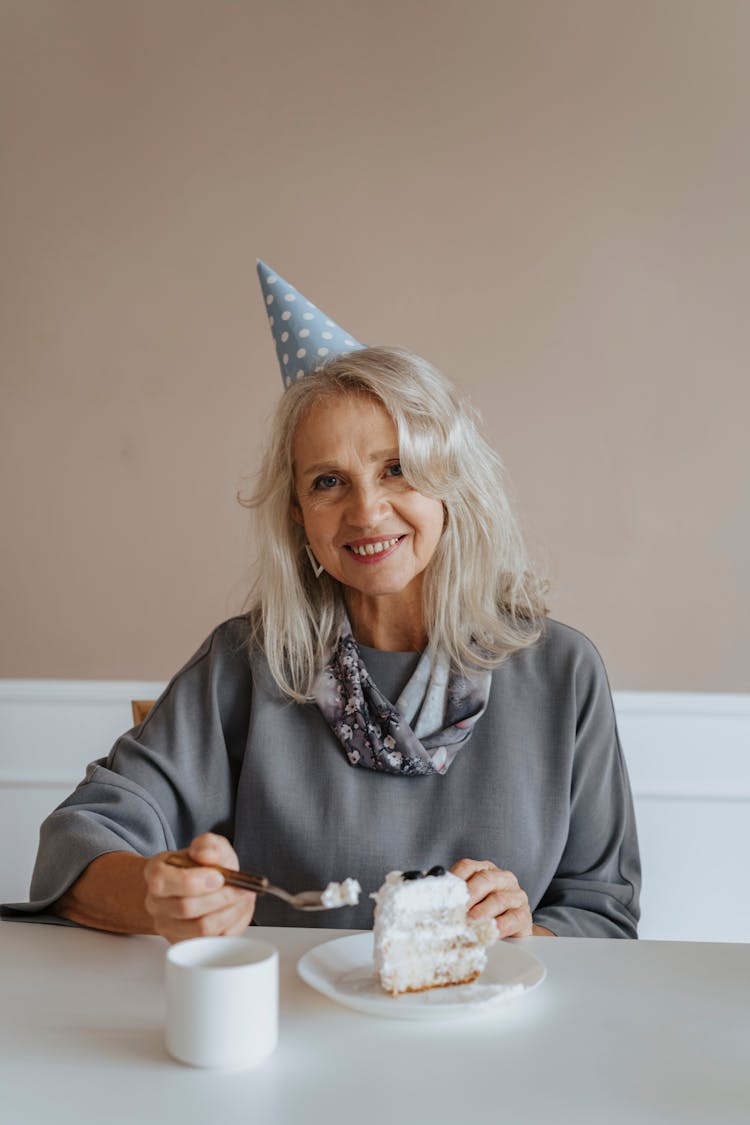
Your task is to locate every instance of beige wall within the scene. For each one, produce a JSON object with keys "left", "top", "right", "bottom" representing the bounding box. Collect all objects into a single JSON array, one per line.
[{"left": 2, "top": 0, "right": 748, "bottom": 690}]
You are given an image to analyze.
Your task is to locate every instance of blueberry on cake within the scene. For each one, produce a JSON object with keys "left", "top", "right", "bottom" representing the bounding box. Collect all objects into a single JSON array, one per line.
[{"left": 371, "top": 867, "right": 499, "bottom": 997}]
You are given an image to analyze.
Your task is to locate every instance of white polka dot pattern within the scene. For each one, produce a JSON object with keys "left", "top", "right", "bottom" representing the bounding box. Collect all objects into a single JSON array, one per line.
[{"left": 257, "top": 258, "right": 365, "bottom": 388}]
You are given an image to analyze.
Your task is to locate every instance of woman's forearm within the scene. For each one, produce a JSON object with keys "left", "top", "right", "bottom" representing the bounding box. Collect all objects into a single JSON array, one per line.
[{"left": 53, "top": 852, "right": 157, "bottom": 935}]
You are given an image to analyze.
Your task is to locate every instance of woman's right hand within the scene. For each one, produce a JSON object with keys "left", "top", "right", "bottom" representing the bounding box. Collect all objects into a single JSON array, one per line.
[{"left": 143, "top": 832, "right": 257, "bottom": 944}]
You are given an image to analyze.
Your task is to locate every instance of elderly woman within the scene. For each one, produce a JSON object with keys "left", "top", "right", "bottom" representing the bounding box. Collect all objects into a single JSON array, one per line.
[{"left": 5, "top": 263, "right": 639, "bottom": 942}]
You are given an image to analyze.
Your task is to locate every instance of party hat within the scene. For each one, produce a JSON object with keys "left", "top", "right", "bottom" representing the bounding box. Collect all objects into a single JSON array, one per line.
[{"left": 257, "top": 259, "right": 365, "bottom": 388}]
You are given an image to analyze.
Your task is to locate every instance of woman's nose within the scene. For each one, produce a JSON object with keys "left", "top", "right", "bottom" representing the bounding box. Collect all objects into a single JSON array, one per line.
[{"left": 345, "top": 483, "right": 390, "bottom": 528}]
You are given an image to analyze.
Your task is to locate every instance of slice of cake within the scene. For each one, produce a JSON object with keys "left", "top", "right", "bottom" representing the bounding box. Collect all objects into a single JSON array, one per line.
[{"left": 371, "top": 867, "right": 498, "bottom": 997}]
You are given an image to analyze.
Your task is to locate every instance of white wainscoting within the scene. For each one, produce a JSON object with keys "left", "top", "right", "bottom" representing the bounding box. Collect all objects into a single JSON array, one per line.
[
  {"left": 1, "top": 681, "right": 749, "bottom": 942},
  {"left": 0, "top": 680, "right": 165, "bottom": 908}
]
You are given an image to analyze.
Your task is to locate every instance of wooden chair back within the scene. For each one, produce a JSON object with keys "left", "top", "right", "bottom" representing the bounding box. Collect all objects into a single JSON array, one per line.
[{"left": 130, "top": 700, "right": 154, "bottom": 725}]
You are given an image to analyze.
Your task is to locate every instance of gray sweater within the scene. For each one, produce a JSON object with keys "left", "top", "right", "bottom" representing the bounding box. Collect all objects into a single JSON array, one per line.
[{"left": 4, "top": 616, "right": 640, "bottom": 936}]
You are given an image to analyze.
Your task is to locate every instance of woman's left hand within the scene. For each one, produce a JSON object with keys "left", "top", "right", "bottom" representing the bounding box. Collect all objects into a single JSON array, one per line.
[{"left": 450, "top": 858, "right": 554, "bottom": 938}]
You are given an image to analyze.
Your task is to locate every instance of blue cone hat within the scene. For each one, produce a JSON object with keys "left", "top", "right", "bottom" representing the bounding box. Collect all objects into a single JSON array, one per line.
[{"left": 257, "top": 259, "right": 365, "bottom": 388}]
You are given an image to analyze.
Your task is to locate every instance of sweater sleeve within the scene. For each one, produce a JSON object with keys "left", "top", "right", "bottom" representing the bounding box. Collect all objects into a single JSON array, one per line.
[
  {"left": 532, "top": 633, "right": 641, "bottom": 938},
  {"left": 1, "top": 618, "right": 253, "bottom": 922}
]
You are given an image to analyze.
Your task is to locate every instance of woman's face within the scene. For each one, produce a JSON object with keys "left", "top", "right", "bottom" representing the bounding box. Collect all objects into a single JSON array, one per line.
[{"left": 291, "top": 394, "right": 444, "bottom": 615}]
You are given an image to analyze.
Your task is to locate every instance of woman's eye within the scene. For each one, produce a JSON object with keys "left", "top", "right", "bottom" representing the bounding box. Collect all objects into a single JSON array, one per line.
[
  {"left": 313, "top": 474, "right": 340, "bottom": 491},
  {"left": 385, "top": 462, "right": 403, "bottom": 478}
]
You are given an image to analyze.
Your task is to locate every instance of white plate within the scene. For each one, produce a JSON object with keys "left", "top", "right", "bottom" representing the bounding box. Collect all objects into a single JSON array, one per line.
[{"left": 297, "top": 932, "right": 546, "bottom": 1021}]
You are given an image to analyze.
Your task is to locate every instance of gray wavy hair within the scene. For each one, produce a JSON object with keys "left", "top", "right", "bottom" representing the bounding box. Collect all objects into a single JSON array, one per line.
[{"left": 242, "top": 346, "right": 547, "bottom": 701}]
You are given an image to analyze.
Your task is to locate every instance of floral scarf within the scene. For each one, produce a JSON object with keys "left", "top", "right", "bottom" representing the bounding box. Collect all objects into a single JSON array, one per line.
[{"left": 312, "top": 625, "right": 491, "bottom": 776}]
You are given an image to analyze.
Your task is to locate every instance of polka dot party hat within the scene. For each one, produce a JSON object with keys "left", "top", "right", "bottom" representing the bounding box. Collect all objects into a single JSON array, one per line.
[{"left": 257, "top": 259, "right": 365, "bottom": 388}]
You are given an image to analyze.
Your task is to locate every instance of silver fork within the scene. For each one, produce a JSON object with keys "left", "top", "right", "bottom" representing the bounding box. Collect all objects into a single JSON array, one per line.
[{"left": 164, "top": 854, "right": 346, "bottom": 911}]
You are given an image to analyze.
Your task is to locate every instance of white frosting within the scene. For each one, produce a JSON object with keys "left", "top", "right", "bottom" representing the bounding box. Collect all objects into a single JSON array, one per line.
[
  {"left": 371, "top": 870, "right": 498, "bottom": 996},
  {"left": 321, "top": 877, "right": 362, "bottom": 908},
  {"left": 371, "top": 869, "right": 468, "bottom": 923}
]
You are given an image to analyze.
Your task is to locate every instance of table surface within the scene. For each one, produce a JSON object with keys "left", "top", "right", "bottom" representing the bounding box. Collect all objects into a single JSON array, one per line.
[{"left": 1, "top": 921, "right": 749, "bottom": 1125}]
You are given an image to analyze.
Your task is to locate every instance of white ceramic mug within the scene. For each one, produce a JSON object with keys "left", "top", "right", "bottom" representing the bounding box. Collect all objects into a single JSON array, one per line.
[{"left": 165, "top": 936, "right": 278, "bottom": 1069}]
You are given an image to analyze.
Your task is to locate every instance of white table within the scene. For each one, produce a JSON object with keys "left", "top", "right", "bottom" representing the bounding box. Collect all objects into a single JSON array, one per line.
[{"left": 1, "top": 922, "right": 748, "bottom": 1125}]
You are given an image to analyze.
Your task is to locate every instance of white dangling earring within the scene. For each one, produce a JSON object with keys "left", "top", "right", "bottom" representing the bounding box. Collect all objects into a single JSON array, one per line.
[{"left": 305, "top": 543, "right": 325, "bottom": 579}]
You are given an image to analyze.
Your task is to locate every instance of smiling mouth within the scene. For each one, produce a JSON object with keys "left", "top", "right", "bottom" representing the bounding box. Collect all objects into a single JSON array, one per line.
[{"left": 345, "top": 536, "right": 403, "bottom": 558}]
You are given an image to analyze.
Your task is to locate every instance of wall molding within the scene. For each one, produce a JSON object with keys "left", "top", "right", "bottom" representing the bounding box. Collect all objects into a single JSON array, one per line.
[
  {"left": 1, "top": 680, "right": 748, "bottom": 794},
  {"left": 0, "top": 680, "right": 168, "bottom": 703},
  {"left": 613, "top": 690, "right": 750, "bottom": 799},
  {"left": 0, "top": 679, "right": 166, "bottom": 784}
]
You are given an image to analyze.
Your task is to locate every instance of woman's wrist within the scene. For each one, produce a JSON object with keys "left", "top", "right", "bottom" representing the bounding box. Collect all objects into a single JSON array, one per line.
[{"left": 53, "top": 852, "right": 156, "bottom": 935}]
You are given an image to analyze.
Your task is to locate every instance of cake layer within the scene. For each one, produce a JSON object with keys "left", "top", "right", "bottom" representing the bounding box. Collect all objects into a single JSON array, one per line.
[
  {"left": 379, "top": 958, "right": 483, "bottom": 996},
  {"left": 377, "top": 941, "right": 491, "bottom": 996}
]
